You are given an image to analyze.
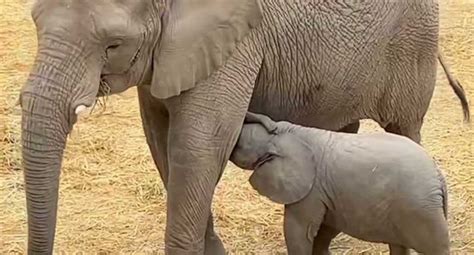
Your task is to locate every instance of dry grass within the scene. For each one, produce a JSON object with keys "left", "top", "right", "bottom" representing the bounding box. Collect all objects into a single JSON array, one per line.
[{"left": 1, "top": 1, "right": 473, "bottom": 254}]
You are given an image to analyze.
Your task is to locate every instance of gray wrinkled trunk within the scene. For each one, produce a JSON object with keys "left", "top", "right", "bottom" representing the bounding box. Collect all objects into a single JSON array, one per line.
[
  {"left": 21, "top": 94, "right": 67, "bottom": 253},
  {"left": 21, "top": 39, "right": 86, "bottom": 253}
]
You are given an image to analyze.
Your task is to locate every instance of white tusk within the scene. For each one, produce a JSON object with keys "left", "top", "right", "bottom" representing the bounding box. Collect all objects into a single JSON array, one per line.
[{"left": 75, "top": 105, "right": 87, "bottom": 115}]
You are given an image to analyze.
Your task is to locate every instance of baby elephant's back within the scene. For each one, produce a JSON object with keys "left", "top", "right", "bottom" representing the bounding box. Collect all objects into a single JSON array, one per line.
[
  {"left": 330, "top": 132, "right": 441, "bottom": 188},
  {"left": 323, "top": 132, "right": 445, "bottom": 242}
]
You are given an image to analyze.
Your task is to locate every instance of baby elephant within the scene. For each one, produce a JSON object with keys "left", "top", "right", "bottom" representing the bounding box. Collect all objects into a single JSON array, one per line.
[{"left": 231, "top": 112, "right": 449, "bottom": 255}]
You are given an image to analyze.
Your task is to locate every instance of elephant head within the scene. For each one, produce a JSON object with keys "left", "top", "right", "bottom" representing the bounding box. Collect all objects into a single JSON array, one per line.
[
  {"left": 20, "top": 0, "right": 262, "bottom": 253},
  {"left": 231, "top": 122, "right": 317, "bottom": 205}
]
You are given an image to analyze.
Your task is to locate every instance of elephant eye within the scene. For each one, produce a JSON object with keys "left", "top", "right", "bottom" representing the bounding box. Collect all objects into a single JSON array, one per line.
[
  {"left": 107, "top": 44, "right": 120, "bottom": 50},
  {"left": 105, "top": 39, "right": 123, "bottom": 52},
  {"left": 105, "top": 40, "right": 123, "bottom": 60},
  {"left": 254, "top": 153, "right": 275, "bottom": 169}
]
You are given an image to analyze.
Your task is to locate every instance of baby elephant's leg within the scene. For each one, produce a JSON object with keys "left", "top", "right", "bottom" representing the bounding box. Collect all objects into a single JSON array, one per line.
[
  {"left": 284, "top": 203, "right": 326, "bottom": 255},
  {"left": 284, "top": 211, "right": 316, "bottom": 254},
  {"left": 389, "top": 244, "right": 410, "bottom": 255},
  {"left": 312, "top": 225, "right": 340, "bottom": 255},
  {"left": 403, "top": 209, "right": 449, "bottom": 255}
]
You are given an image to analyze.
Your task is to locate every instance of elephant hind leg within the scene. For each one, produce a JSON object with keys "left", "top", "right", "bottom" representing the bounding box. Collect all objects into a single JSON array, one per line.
[
  {"left": 383, "top": 121, "right": 422, "bottom": 144},
  {"left": 401, "top": 209, "right": 449, "bottom": 255},
  {"left": 412, "top": 219, "right": 450, "bottom": 255},
  {"left": 338, "top": 121, "right": 360, "bottom": 134}
]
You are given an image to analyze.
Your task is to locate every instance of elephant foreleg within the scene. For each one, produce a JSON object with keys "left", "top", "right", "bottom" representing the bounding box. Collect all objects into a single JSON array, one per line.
[
  {"left": 284, "top": 203, "right": 326, "bottom": 255},
  {"left": 162, "top": 91, "right": 252, "bottom": 254},
  {"left": 159, "top": 49, "right": 261, "bottom": 254},
  {"left": 312, "top": 225, "right": 340, "bottom": 255},
  {"left": 138, "top": 86, "right": 225, "bottom": 254},
  {"left": 388, "top": 244, "right": 410, "bottom": 255}
]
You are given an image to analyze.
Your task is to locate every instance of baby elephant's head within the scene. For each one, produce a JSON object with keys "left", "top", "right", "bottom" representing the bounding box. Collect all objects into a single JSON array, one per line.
[
  {"left": 231, "top": 121, "right": 317, "bottom": 205},
  {"left": 230, "top": 123, "right": 275, "bottom": 170}
]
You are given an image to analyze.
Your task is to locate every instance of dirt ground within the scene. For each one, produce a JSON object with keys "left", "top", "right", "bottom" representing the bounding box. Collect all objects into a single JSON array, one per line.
[{"left": 0, "top": 1, "right": 473, "bottom": 254}]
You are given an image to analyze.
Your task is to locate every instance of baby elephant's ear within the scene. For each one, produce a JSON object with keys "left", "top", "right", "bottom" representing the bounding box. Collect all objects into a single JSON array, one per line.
[
  {"left": 249, "top": 141, "right": 316, "bottom": 204},
  {"left": 244, "top": 112, "right": 278, "bottom": 134}
]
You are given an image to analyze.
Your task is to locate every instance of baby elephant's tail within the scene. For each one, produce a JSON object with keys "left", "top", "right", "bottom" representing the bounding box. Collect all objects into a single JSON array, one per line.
[
  {"left": 438, "top": 51, "right": 470, "bottom": 123},
  {"left": 436, "top": 166, "right": 449, "bottom": 219},
  {"left": 442, "top": 183, "right": 448, "bottom": 220}
]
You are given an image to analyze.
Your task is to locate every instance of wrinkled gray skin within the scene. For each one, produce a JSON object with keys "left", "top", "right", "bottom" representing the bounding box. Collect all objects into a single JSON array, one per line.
[
  {"left": 231, "top": 113, "right": 449, "bottom": 255},
  {"left": 19, "top": 0, "right": 468, "bottom": 254}
]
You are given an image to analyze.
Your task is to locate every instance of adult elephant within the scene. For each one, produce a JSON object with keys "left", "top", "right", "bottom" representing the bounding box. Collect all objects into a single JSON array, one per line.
[{"left": 19, "top": 0, "right": 469, "bottom": 254}]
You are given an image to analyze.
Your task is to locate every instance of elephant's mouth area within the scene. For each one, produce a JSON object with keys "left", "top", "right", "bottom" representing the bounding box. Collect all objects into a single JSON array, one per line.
[
  {"left": 98, "top": 74, "right": 130, "bottom": 97},
  {"left": 253, "top": 153, "right": 275, "bottom": 169},
  {"left": 98, "top": 76, "right": 112, "bottom": 96}
]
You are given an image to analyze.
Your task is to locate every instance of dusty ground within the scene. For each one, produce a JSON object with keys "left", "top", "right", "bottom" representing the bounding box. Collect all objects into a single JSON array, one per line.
[{"left": 0, "top": 1, "right": 473, "bottom": 254}]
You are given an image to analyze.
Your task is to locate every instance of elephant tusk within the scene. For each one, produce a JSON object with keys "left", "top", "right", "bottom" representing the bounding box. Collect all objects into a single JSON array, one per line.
[{"left": 75, "top": 105, "right": 88, "bottom": 115}]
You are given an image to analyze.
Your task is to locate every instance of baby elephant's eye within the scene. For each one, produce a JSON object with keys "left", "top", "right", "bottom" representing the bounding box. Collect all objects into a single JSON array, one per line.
[{"left": 254, "top": 153, "right": 276, "bottom": 168}]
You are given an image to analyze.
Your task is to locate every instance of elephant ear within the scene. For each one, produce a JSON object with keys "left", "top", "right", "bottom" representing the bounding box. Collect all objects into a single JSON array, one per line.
[
  {"left": 244, "top": 112, "right": 278, "bottom": 134},
  {"left": 151, "top": 0, "right": 263, "bottom": 99},
  {"left": 249, "top": 136, "right": 317, "bottom": 204}
]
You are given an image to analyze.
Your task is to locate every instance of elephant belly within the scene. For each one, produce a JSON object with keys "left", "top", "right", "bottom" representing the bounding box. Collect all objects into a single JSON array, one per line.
[
  {"left": 247, "top": 0, "right": 439, "bottom": 131},
  {"left": 247, "top": 11, "right": 386, "bottom": 130},
  {"left": 247, "top": 66, "right": 381, "bottom": 131},
  {"left": 323, "top": 209, "right": 401, "bottom": 245}
]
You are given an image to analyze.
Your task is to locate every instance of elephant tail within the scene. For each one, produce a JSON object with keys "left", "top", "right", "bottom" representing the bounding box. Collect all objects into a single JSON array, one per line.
[
  {"left": 436, "top": 165, "right": 449, "bottom": 220},
  {"left": 438, "top": 51, "right": 471, "bottom": 123},
  {"left": 442, "top": 182, "right": 448, "bottom": 220}
]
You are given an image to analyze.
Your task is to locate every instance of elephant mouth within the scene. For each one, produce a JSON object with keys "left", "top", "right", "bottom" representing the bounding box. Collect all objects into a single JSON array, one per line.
[
  {"left": 97, "top": 77, "right": 112, "bottom": 97},
  {"left": 253, "top": 153, "right": 275, "bottom": 169},
  {"left": 98, "top": 74, "right": 133, "bottom": 97}
]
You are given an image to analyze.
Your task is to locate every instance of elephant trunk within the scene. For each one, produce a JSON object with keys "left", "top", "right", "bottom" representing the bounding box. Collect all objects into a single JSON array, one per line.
[
  {"left": 21, "top": 91, "right": 67, "bottom": 254},
  {"left": 20, "top": 36, "right": 99, "bottom": 254}
]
